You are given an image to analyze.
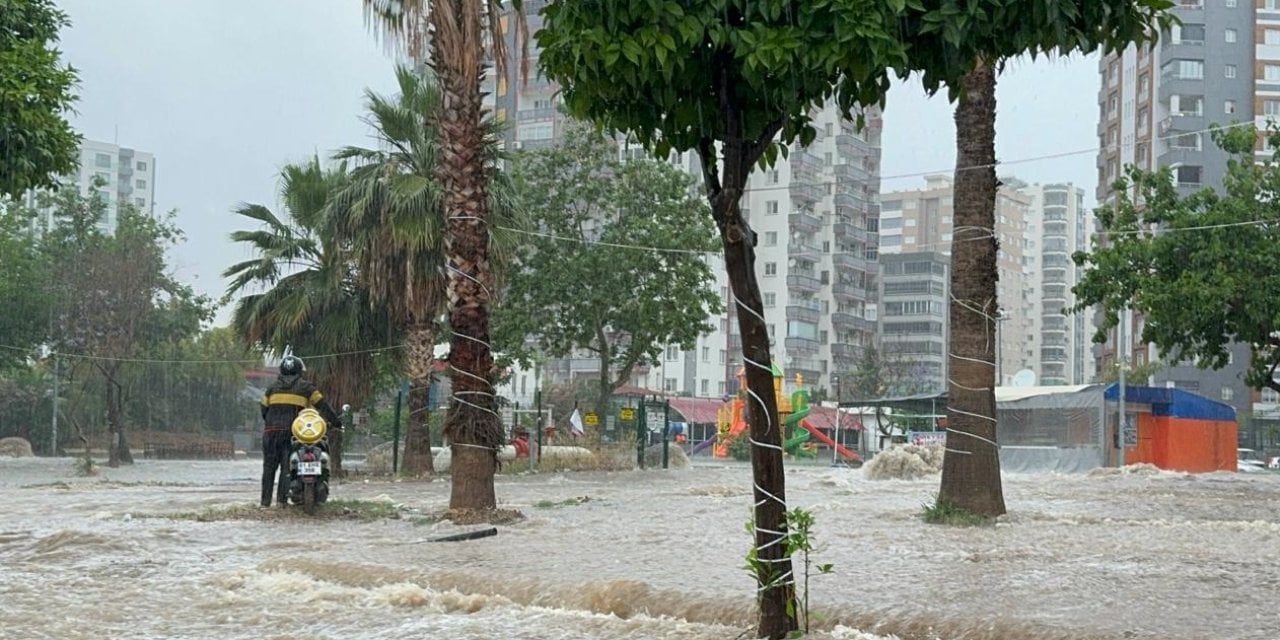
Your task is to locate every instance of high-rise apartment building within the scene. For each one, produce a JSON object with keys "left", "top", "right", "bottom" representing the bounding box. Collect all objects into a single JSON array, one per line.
[
  {"left": 1015, "top": 181, "right": 1095, "bottom": 385},
  {"left": 488, "top": 8, "right": 884, "bottom": 400},
  {"left": 1095, "top": 2, "right": 1255, "bottom": 417},
  {"left": 879, "top": 175, "right": 1036, "bottom": 384},
  {"left": 878, "top": 251, "right": 950, "bottom": 393},
  {"left": 25, "top": 139, "right": 157, "bottom": 233}
]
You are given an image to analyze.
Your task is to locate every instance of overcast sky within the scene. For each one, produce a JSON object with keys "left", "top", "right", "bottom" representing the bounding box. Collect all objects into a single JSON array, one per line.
[{"left": 55, "top": 0, "right": 1103, "bottom": 326}]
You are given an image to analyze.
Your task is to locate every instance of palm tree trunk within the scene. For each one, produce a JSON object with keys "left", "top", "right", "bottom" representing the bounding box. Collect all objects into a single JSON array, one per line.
[
  {"left": 939, "top": 60, "right": 1007, "bottom": 517},
  {"left": 402, "top": 322, "right": 437, "bottom": 475},
  {"left": 431, "top": 0, "right": 502, "bottom": 513}
]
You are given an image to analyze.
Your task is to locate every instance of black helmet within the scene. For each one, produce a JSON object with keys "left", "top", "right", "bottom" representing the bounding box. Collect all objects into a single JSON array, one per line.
[{"left": 280, "top": 354, "right": 305, "bottom": 376}]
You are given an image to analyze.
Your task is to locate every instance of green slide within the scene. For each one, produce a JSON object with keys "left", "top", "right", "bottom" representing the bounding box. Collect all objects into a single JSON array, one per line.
[{"left": 783, "top": 389, "right": 814, "bottom": 457}]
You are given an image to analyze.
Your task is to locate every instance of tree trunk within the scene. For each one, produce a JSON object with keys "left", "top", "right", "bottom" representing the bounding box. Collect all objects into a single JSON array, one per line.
[
  {"left": 402, "top": 323, "right": 437, "bottom": 476},
  {"left": 106, "top": 379, "right": 133, "bottom": 467},
  {"left": 939, "top": 61, "right": 1007, "bottom": 517},
  {"left": 431, "top": 0, "right": 502, "bottom": 513},
  {"left": 697, "top": 99, "right": 796, "bottom": 635}
]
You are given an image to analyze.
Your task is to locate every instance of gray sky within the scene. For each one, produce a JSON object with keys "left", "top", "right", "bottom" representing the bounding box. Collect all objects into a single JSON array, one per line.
[{"left": 56, "top": 1, "right": 1102, "bottom": 326}]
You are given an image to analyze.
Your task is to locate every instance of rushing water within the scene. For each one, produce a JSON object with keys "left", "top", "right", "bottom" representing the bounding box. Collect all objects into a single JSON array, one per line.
[{"left": 2, "top": 457, "right": 1278, "bottom": 640}]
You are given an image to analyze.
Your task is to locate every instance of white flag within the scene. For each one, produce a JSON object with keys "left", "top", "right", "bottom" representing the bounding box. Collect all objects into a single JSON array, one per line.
[{"left": 569, "top": 408, "right": 585, "bottom": 436}]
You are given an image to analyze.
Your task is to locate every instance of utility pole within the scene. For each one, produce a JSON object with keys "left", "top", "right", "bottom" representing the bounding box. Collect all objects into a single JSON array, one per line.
[
  {"left": 1117, "top": 308, "right": 1127, "bottom": 467},
  {"left": 831, "top": 374, "right": 840, "bottom": 466}
]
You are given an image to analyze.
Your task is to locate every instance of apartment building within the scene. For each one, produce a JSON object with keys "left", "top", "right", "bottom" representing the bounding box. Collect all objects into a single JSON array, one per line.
[
  {"left": 877, "top": 251, "right": 950, "bottom": 394},
  {"left": 1094, "top": 0, "right": 1256, "bottom": 417},
  {"left": 24, "top": 139, "right": 156, "bottom": 233},
  {"left": 879, "top": 175, "right": 1035, "bottom": 384},
  {"left": 487, "top": 8, "right": 884, "bottom": 400}
]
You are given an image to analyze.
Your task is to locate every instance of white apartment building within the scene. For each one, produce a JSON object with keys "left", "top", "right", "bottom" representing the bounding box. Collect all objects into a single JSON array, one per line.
[{"left": 25, "top": 138, "right": 157, "bottom": 233}]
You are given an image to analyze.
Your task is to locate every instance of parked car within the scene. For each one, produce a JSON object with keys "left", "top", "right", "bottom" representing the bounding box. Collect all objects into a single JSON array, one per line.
[{"left": 1238, "top": 448, "right": 1267, "bottom": 473}]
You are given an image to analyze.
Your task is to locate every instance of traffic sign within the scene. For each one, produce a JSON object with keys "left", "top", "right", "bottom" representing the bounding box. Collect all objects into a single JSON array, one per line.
[
  {"left": 620, "top": 407, "right": 635, "bottom": 420},
  {"left": 584, "top": 412, "right": 599, "bottom": 426}
]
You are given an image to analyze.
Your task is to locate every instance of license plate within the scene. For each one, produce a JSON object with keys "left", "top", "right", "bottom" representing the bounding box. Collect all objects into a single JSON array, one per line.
[{"left": 298, "top": 461, "right": 322, "bottom": 476}]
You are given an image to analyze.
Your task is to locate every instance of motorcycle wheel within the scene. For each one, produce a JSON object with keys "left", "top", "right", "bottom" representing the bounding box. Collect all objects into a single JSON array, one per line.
[{"left": 303, "top": 482, "right": 317, "bottom": 515}]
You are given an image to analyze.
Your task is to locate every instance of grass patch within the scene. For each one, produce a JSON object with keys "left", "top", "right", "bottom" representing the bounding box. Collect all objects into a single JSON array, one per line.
[
  {"left": 532, "top": 496, "right": 593, "bottom": 509},
  {"left": 921, "top": 495, "right": 992, "bottom": 527},
  {"left": 445, "top": 507, "right": 525, "bottom": 525},
  {"left": 147, "top": 498, "right": 405, "bottom": 523}
]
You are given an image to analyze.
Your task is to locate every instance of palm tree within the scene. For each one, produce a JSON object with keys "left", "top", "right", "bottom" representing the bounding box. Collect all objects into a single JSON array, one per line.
[
  {"left": 223, "top": 158, "right": 392, "bottom": 476},
  {"left": 330, "top": 65, "right": 522, "bottom": 477},
  {"left": 940, "top": 60, "right": 1006, "bottom": 516},
  {"left": 361, "top": 0, "right": 526, "bottom": 513}
]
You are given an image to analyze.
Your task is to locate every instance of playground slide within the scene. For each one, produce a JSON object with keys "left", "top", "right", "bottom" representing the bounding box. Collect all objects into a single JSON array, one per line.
[
  {"left": 799, "top": 419, "right": 861, "bottom": 462},
  {"left": 690, "top": 435, "right": 718, "bottom": 456}
]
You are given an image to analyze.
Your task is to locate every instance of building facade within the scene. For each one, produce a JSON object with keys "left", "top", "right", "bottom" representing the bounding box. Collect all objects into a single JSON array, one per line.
[
  {"left": 1095, "top": 2, "right": 1258, "bottom": 417},
  {"left": 878, "top": 175, "right": 1036, "bottom": 385},
  {"left": 877, "top": 251, "right": 949, "bottom": 394},
  {"left": 24, "top": 139, "right": 157, "bottom": 233}
]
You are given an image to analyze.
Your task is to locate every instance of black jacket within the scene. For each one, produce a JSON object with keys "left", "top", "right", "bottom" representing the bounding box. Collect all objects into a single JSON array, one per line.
[{"left": 260, "top": 374, "right": 341, "bottom": 432}]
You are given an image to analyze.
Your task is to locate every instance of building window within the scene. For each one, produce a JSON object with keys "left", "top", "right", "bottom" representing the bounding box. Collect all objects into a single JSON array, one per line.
[
  {"left": 1162, "top": 59, "right": 1203, "bottom": 80},
  {"left": 1175, "top": 165, "right": 1202, "bottom": 186},
  {"left": 1221, "top": 387, "right": 1234, "bottom": 401},
  {"left": 764, "top": 231, "right": 777, "bottom": 246},
  {"left": 766, "top": 170, "right": 779, "bottom": 184},
  {"left": 664, "top": 378, "right": 677, "bottom": 392},
  {"left": 1267, "top": 30, "right": 1280, "bottom": 46},
  {"left": 1225, "top": 0, "right": 1236, "bottom": 7},
  {"left": 702, "top": 346, "right": 710, "bottom": 362},
  {"left": 764, "top": 262, "right": 777, "bottom": 276},
  {"left": 1267, "top": 65, "right": 1280, "bottom": 82},
  {"left": 766, "top": 200, "right": 779, "bottom": 215},
  {"left": 135, "top": 179, "right": 147, "bottom": 189},
  {"left": 824, "top": 123, "right": 833, "bottom": 136},
  {"left": 1225, "top": 28, "right": 1237, "bottom": 43},
  {"left": 764, "top": 293, "right": 777, "bottom": 308},
  {"left": 666, "top": 346, "right": 679, "bottom": 360},
  {"left": 719, "top": 349, "right": 727, "bottom": 364},
  {"left": 134, "top": 197, "right": 145, "bottom": 206},
  {"left": 1225, "top": 99, "right": 1237, "bottom": 114},
  {"left": 94, "top": 153, "right": 112, "bottom": 168},
  {"left": 1224, "top": 64, "right": 1236, "bottom": 79},
  {"left": 701, "top": 379, "right": 709, "bottom": 395}
]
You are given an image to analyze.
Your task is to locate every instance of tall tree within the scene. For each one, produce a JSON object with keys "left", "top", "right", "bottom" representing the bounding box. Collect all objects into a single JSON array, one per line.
[
  {"left": 1074, "top": 125, "right": 1280, "bottom": 393},
  {"left": 224, "top": 159, "right": 391, "bottom": 474},
  {"left": 362, "top": 0, "right": 528, "bottom": 515},
  {"left": 332, "top": 65, "right": 522, "bottom": 476},
  {"left": 895, "top": 1, "right": 1174, "bottom": 517},
  {"left": 538, "top": 0, "right": 1175, "bottom": 632},
  {"left": 42, "top": 191, "right": 207, "bottom": 466},
  {"left": 0, "top": 0, "right": 81, "bottom": 199},
  {"left": 495, "top": 126, "right": 723, "bottom": 411}
]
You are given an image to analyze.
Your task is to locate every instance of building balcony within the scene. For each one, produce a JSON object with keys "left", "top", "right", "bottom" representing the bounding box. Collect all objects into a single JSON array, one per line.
[
  {"left": 786, "top": 305, "right": 820, "bottom": 324},
  {"left": 836, "top": 133, "right": 874, "bottom": 160},
  {"left": 790, "top": 182, "right": 824, "bottom": 204},
  {"left": 832, "top": 219, "right": 869, "bottom": 243},
  {"left": 831, "top": 311, "right": 876, "bottom": 333},
  {"left": 788, "top": 242, "right": 823, "bottom": 262},
  {"left": 833, "top": 162, "right": 871, "bottom": 184},
  {"left": 1157, "top": 79, "right": 1205, "bottom": 106},
  {"left": 785, "top": 337, "right": 820, "bottom": 354},
  {"left": 789, "top": 210, "right": 822, "bottom": 233},
  {"left": 790, "top": 150, "right": 822, "bottom": 183},
  {"left": 830, "top": 343, "right": 861, "bottom": 361},
  {"left": 831, "top": 281, "right": 867, "bottom": 301},
  {"left": 786, "top": 273, "right": 822, "bottom": 293},
  {"left": 832, "top": 252, "right": 870, "bottom": 273}
]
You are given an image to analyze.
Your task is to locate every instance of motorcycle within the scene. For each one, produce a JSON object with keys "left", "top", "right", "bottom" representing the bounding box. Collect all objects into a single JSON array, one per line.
[{"left": 288, "top": 408, "right": 331, "bottom": 514}]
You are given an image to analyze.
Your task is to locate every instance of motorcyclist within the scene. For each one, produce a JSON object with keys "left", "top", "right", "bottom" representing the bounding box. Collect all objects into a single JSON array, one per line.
[{"left": 259, "top": 354, "right": 341, "bottom": 508}]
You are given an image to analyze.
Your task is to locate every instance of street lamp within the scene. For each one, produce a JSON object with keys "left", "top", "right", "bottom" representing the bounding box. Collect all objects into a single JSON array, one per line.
[{"left": 831, "top": 374, "right": 841, "bottom": 466}]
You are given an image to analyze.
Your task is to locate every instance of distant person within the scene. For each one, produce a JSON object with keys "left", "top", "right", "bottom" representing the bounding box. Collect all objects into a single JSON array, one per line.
[{"left": 259, "top": 354, "right": 341, "bottom": 508}]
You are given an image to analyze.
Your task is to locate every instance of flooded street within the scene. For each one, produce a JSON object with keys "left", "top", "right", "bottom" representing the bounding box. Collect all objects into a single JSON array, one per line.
[{"left": 2, "top": 458, "right": 1278, "bottom": 640}]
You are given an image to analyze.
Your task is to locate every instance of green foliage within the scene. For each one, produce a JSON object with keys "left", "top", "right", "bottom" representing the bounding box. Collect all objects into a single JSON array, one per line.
[
  {"left": 1092, "top": 359, "right": 1164, "bottom": 385},
  {"left": 494, "top": 125, "right": 722, "bottom": 406},
  {"left": 922, "top": 494, "right": 991, "bottom": 527},
  {"left": 0, "top": 0, "right": 81, "bottom": 198},
  {"left": 726, "top": 433, "right": 752, "bottom": 462},
  {"left": 1073, "top": 125, "right": 1280, "bottom": 393},
  {"left": 743, "top": 506, "right": 833, "bottom": 634},
  {"left": 537, "top": 0, "right": 1175, "bottom": 164},
  {"left": 0, "top": 207, "right": 50, "bottom": 369},
  {"left": 224, "top": 158, "right": 391, "bottom": 408}
]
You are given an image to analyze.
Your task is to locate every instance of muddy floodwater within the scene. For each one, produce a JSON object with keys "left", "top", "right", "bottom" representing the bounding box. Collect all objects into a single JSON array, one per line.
[{"left": 2, "top": 457, "right": 1278, "bottom": 640}]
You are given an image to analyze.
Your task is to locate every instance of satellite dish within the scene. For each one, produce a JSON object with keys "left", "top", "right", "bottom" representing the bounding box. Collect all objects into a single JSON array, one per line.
[{"left": 1011, "top": 369, "right": 1036, "bottom": 388}]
